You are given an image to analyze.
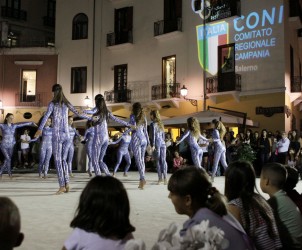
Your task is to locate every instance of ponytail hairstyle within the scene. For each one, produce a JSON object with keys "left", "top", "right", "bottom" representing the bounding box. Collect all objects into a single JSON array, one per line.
[
  {"left": 52, "top": 84, "right": 71, "bottom": 106},
  {"left": 150, "top": 110, "right": 164, "bottom": 131},
  {"left": 225, "top": 161, "right": 276, "bottom": 239},
  {"left": 187, "top": 117, "right": 201, "bottom": 140},
  {"left": 94, "top": 94, "right": 109, "bottom": 123},
  {"left": 132, "top": 102, "right": 145, "bottom": 125},
  {"left": 168, "top": 166, "right": 227, "bottom": 216},
  {"left": 4, "top": 113, "right": 13, "bottom": 124}
]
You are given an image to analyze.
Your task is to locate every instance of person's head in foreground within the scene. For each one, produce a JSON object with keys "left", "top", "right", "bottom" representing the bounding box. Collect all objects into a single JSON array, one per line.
[
  {"left": 283, "top": 166, "right": 299, "bottom": 193},
  {"left": 260, "top": 162, "right": 287, "bottom": 196},
  {"left": 168, "top": 166, "right": 227, "bottom": 218},
  {"left": 70, "top": 175, "right": 135, "bottom": 239},
  {"left": 225, "top": 160, "right": 258, "bottom": 201},
  {"left": 0, "top": 197, "right": 24, "bottom": 250}
]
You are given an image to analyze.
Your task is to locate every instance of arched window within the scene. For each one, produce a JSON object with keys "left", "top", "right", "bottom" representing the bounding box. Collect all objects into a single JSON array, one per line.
[{"left": 72, "top": 13, "right": 88, "bottom": 40}]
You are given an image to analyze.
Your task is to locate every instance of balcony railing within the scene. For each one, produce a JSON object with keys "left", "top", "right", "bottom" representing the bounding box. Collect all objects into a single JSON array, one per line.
[
  {"left": 1, "top": 6, "right": 27, "bottom": 21},
  {"left": 151, "top": 83, "right": 180, "bottom": 100},
  {"left": 104, "top": 89, "right": 131, "bottom": 103},
  {"left": 206, "top": 74, "right": 241, "bottom": 94},
  {"left": 291, "top": 76, "right": 302, "bottom": 92},
  {"left": 15, "top": 92, "right": 48, "bottom": 107},
  {"left": 43, "top": 16, "right": 55, "bottom": 28},
  {"left": 106, "top": 31, "right": 133, "bottom": 47},
  {"left": 154, "top": 18, "right": 182, "bottom": 36}
]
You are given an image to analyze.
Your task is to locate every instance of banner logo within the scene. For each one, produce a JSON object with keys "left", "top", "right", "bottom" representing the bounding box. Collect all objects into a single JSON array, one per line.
[{"left": 196, "top": 21, "right": 229, "bottom": 75}]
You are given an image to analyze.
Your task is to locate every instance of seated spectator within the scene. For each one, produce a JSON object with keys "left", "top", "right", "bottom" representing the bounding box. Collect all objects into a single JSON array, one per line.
[
  {"left": 63, "top": 176, "right": 135, "bottom": 250},
  {"left": 284, "top": 166, "right": 302, "bottom": 213},
  {"left": 295, "top": 148, "right": 302, "bottom": 179},
  {"left": 225, "top": 161, "right": 282, "bottom": 249},
  {"left": 287, "top": 148, "right": 297, "bottom": 168},
  {"left": 172, "top": 151, "right": 184, "bottom": 172},
  {"left": 167, "top": 166, "right": 255, "bottom": 250},
  {"left": 260, "top": 162, "right": 302, "bottom": 249},
  {"left": 0, "top": 197, "right": 24, "bottom": 250}
]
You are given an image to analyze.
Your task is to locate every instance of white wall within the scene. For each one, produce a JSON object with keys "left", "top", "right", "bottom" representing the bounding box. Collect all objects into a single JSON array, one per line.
[{"left": 56, "top": 0, "right": 287, "bottom": 105}]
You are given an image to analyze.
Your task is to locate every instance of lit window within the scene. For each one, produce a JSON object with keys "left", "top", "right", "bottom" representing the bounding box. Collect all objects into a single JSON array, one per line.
[{"left": 21, "top": 70, "right": 36, "bottom": 102}]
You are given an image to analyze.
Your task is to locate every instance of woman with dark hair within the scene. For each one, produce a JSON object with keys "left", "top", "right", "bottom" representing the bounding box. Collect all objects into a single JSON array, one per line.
[
  {"left": 225, "top": 161, "right": 282, "bottom": 249},
  {"left": 62, "top": 176, "right": 135, "bottom": 250},
  {"left": 176, "top": 117, "right": 208, "bottom": 170},
  {"left": 35, "top": 84, "right": 83, "bottom": 194},
  {"left": 83, "top": 94, "right": 133, "bottom": 176},
  {"left": 129, "top": 102, "right": 150, "bottom": 189},
  {"left": 258, "top": 129, "right": 271, "bottom": 169},
  {"left": 167, "top": 166, "right": 254, "bottom": 250},
  {"left": 211, "top": 119, "right": 228, "bottom": 182},
  {"left": 150, "top": 110, "right": 168, "bottom": 184},
  {"left": 0, "top": 113, "right": 36, "bottom": 178}
]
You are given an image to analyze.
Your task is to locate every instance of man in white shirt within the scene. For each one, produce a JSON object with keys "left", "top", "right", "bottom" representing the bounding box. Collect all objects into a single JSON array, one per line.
[
  {"left": 20, "top": 129, "right": 31, "bottom": 167},
  {"left": 276, "top": 131, "right": 290, "bottom": 164}
]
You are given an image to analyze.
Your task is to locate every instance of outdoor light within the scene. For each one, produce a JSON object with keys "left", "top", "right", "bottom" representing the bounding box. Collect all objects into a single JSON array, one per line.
[
  {"left": 84, "top": 96, "right": 91, "bottom": 107},
  {"left": 180, "top": 85, "right": 188, "bottom": 97},
  {"left": 180, "top": 85, "right": 197, "bottom": 106}
]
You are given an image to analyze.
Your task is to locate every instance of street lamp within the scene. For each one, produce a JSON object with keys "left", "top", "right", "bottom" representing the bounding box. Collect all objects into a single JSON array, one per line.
[
  {"left": 180, "top": 85, "right": 197, "bottom": 106},
  {"left": 84, "top": 96, "right": 91, "bottom": 107}
]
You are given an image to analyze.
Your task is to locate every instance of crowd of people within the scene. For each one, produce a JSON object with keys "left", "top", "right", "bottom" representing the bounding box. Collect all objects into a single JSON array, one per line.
[
  {"left": 0, "top": 84, "right": 302, "bottom": 249},
  {"left": 1, "top": 162, "right": 301, "bottom": 250}
]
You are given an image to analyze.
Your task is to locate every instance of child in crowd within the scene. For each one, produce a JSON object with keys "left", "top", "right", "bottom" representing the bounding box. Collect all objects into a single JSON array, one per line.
[
  {"left": 167, "top": 167, "right": 254, "bottom": 250},
  {"left": 0, "top": 197, "right": 24, "bottom": 250},
  {"left": 225, "top": 161, "right": 282, "bottom": 250},
  {"left": 172, "top": 151, "right": 184, "bottom": 172},
  {"left": 287, "top": 148, "right": 297, "bottom": 168},
  {"left": 63, "top": 176, "right": 135, "bottom": 250},
  {"left": 260, "top": 163, "right": 302, "bottom": 249}
]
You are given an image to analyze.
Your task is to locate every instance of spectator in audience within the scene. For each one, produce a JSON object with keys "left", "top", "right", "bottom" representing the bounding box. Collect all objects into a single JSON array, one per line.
[
  {"left": 172, "top": 151, "right": 184, "bottom": 172},
  {"left": 244, "top": 129, "right": 253, "bottom": 144},
  {"left": 290, "top": 129, "right": 300, "bottom": 154},
  {"left": 276, "top": 131, "right": 290, "bottom": 165},
  {"left": 20, "top": 129, "right": 31, "bottom": 167},
  {"left": 260, "top": 162, "right": 302, "bottom": 249},
  {"left": 287, "top": 147, "right": 297, "bottom": 168},
  {"left": 167, "top": 166, "right": 255, "bottom": 250},
  {"left": 225, "top": 161, "right": 282, "bottom": 250},
  {"left": 258, "top": 129, "right": 271, "bottom": 171},
  {"left": 63, "top": 176, "right": 135, "bottom": 250},
  {"left": 269, "top": 132, "right": 278, "bottom": 163},
  {"left": 295, "top": 148, "right": 302, "bottom": 180},
  {"left": 0, "top": 197, "right": 24, "bottom": 250},
  {"left": 283, "top": 166, "right": 302, "bottom": 213}
]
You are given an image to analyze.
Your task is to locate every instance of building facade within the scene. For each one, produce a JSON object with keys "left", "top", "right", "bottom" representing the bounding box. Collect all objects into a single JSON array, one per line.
[
  {"left": 55, "top": 0, "right": 302, "bottom": 132},
  {"left": 0, "top": 0, "right": 57, "bottom": 123}
]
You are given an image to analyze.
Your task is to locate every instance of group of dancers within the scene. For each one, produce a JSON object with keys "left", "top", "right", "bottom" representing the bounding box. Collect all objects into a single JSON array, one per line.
[{"left": 0, "top": 83, "right": 229, "bottom": 193}]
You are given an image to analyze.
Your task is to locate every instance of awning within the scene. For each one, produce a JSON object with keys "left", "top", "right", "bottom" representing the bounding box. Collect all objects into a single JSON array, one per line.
[{"left": 162, "top": 110, "right": 258, "bottom": 127}]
